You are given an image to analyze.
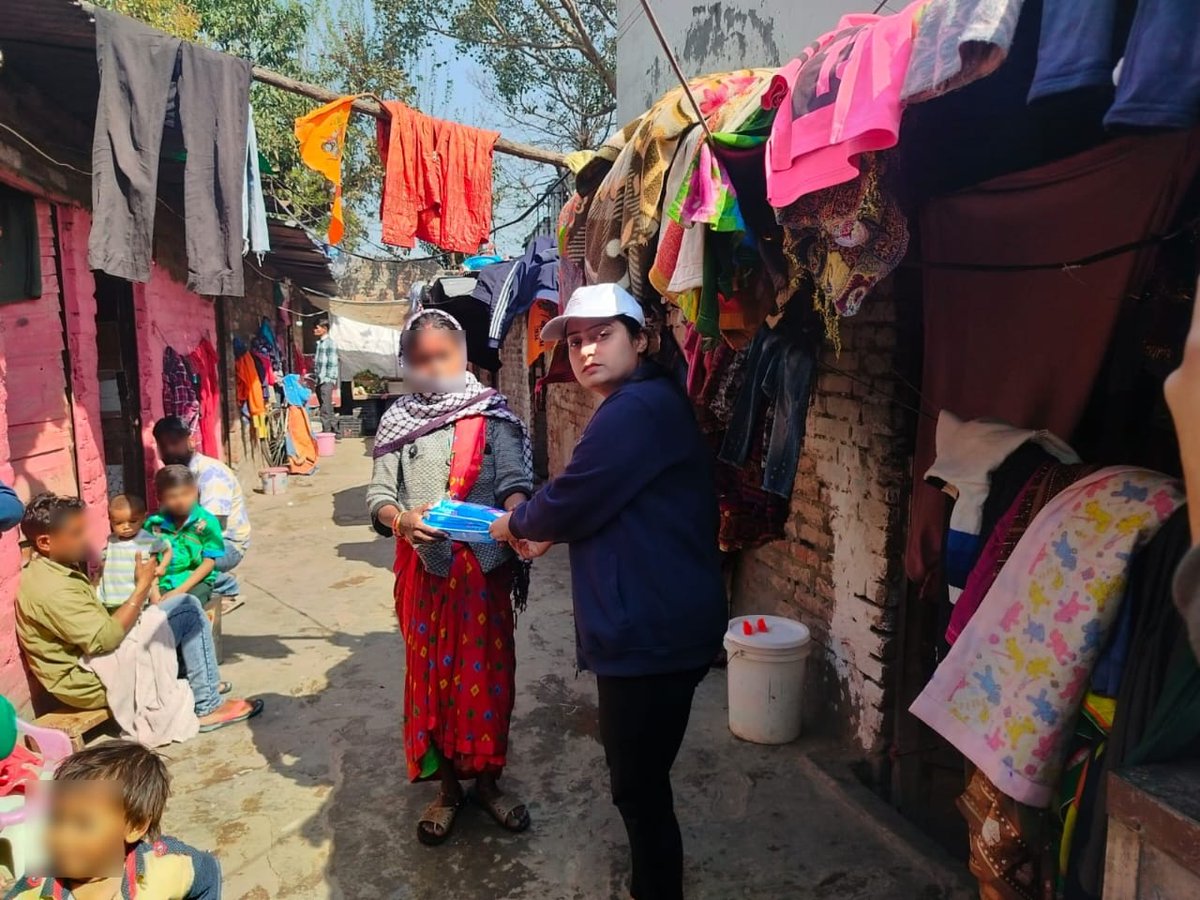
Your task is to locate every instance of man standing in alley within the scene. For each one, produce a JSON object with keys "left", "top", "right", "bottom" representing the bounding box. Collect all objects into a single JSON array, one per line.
[
  {"left": 314, "top": 317, "right": 340, "bottom": 435},
  {"left": 153, "top": 416, "right": 251, "bottom": 611}
]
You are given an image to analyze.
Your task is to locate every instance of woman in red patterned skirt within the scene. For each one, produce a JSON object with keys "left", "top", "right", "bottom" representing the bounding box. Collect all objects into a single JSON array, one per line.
[{"left": 366, "top": 310, "right": 533, "bottom": 845}]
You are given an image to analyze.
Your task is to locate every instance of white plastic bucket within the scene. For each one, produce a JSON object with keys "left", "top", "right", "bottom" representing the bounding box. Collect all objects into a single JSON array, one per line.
[{"left": 723, "top": 615, "right": 812, "bottom": 745}]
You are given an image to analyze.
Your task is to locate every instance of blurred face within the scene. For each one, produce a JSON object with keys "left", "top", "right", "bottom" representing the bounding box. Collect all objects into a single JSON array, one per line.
[
  {"left": 48, "top": 780, "right": 144, "bottom": 880},
  {"left": 404, "top": 327, "right": 467, "bottom": 389},
  {"left": 314, "top": 323, "right": 328, "bottom": 339},
  {"left": 35, "top": 510, "right": 90, "bottom": 566},
  {"left": 156, "top": 433, "right": 193, "bottom": 467},
  {"left": 158, "top": 483, "right": 198, "bottom": 519},
  {"left": 108, "top": 505, "right": 146, "bottom": 541},
  {"left": 566, "top": 318, "right": 646, "bottom": 397}
]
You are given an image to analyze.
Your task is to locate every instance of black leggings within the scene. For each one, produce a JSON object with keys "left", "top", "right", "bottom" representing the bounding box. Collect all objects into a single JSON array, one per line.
[{"left": 596, "top": 667, "right": 708, "bottom": 900}]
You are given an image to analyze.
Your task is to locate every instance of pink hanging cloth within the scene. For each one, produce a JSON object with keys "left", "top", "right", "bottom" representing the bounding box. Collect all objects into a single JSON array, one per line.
[
  {"left": 762, "top": 1, "right": 923, "bottom": 208},
  {"left": 188, "top": 338, "right": 222, "bottom": 458}
]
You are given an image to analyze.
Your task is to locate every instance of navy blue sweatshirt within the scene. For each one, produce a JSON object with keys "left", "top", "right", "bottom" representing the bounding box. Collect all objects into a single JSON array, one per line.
[{"left": 510, "top": 366, "right": 726, "bottom": 677}]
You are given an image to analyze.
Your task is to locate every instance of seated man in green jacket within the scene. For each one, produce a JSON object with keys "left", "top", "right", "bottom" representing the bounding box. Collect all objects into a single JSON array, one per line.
[{"left": 15, "top": 493, "right": 261, "bottom": 731}]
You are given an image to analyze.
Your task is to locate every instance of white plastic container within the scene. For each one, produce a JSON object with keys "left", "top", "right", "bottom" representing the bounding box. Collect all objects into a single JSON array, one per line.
[{"left": 723, "top": 615, "right": 812, "bottom": 744}]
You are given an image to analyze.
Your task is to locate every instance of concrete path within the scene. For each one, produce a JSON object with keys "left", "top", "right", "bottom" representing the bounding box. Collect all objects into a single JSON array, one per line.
[{"left": 157, "top": 439, "right": 972, "bottom": 899}]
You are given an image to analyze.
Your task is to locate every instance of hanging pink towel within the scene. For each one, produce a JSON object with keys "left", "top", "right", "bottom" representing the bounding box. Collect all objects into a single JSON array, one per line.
[{"left": 763, "top": 2, "right": 923, "bottom": 208}]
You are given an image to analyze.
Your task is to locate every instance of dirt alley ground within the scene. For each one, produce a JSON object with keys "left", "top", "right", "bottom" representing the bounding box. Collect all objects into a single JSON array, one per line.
[{"left": 148, "top": 437, "right": 973, "bottom": 899}]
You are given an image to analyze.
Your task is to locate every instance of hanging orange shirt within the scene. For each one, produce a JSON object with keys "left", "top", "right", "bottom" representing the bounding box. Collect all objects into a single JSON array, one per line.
[
  {"left": 235, "top": 352, "right": 266, "bottom": 418},
  {"left": 377, "top": 102, "right": 500, "bottom": 254}
]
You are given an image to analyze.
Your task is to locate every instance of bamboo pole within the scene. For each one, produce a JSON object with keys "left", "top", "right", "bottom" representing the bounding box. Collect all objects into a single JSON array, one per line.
[{"left": 250, "top": 66, "right": 567, "bottom": 168}]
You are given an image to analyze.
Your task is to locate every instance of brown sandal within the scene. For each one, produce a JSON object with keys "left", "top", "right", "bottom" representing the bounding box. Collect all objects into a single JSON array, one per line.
[
  {"left": 417, "top": 794, "right": 464, "bottom": 846},
  {"left": 470, "top": 785, "right": 531, "bottom": 833}
]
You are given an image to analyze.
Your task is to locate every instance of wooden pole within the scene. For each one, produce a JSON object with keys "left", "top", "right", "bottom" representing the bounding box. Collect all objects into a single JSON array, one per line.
[{"left": 250, "top": 66, "right": 567, "bottom": 168}]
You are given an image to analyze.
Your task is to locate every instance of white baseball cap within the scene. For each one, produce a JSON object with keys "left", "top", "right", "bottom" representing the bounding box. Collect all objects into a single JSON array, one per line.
[{"left": 540, "top": 283, "right": 645, "bottom": 342}]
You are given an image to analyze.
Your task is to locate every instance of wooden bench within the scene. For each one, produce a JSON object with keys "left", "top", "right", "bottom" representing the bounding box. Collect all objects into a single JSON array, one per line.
[
  {"left": 1104, "top": 763, "right": 1200, "bottom": 898},
  {"left": 33, "top": 707, "right": 112, "bottom": 752}
]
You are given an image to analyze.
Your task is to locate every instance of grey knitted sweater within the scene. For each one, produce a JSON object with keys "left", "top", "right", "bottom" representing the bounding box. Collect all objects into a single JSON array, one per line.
[{"left": 366, "top": 419, "right": 532, "bottom": 576}]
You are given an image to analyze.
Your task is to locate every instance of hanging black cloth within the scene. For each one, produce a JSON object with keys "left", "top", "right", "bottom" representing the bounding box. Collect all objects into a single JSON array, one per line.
[{"left": 0, "top": 185, "right": 41, "bottom": 303}]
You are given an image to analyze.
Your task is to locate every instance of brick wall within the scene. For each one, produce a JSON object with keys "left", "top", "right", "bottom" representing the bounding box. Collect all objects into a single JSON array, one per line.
[
  {"left": 731, "top": 287, "right": 914, "bottom": 754},
  {"left": 220, "top": 275, "right": 286, "bottom": 476},
  {"left": 497, "top": 315, "right": 533, "bottom": 427},
  {"left": 545, "top": 377, "right": 598, "bottom": 477}
]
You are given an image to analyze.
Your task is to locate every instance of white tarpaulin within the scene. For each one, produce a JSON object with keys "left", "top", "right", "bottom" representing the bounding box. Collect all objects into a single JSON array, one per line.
[
  {"left": 307, "top": 295, "right": 412, "bottom": 329},
  {"left": 330, "top": 315, "right": 401, "bottom": 380}
]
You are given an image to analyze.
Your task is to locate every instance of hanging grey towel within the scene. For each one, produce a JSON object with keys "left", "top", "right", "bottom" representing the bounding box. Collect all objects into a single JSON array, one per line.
[
  {"left": 177, "top": 43, "right": 251, "bottom": 296},
  {"left": 89, "top": 9, "right": 181, "bottom": 283}
]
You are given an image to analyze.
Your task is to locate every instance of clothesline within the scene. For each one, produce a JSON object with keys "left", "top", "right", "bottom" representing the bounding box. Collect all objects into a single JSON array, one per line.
[{"left": 250, "top": 66, "right": 567, "bottom": 169}]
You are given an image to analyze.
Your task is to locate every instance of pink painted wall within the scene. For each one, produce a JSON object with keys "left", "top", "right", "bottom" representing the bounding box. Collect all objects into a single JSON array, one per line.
[
  {"left": 0, "top": 295, "right": 25, "bottom": 710},
  {"left": 57, "top": 206, "right": 110, "bottom": 549},
  {"left": 0, "top": 201, "right": 110, "bottom": 709},
  {"left": 134, "top": 268, "right": 219, "bottom": 500}
]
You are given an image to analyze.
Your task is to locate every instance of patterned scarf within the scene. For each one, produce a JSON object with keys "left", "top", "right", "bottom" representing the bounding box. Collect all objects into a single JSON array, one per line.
[
  {"left": 372, "top": 371, "right": 531, "bottom": 471},
  {"left": 372, "top": 311, "right": 532, "bottom": 470},
  {"left": 373, "top": 311, "right": 534, "bottom": 610}
]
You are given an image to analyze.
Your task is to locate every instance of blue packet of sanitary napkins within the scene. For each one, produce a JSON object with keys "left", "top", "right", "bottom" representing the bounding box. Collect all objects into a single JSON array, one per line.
[{"left": 421, "top": 498, "right": 504, "bottom": 543}]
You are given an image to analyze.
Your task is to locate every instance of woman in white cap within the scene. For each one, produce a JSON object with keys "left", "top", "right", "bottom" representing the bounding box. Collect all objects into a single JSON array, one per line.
[{"left": 490, "top": 283, "right": 726, "bottom": 900}]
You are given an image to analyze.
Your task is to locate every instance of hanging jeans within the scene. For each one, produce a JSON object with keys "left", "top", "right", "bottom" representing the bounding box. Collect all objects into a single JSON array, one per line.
[
  {"left": 177, "top": 43, "right": 251, "bottom": 296},
  {"left": 158, "top": 593, "right": 222, "bottom": 717},
  {"left": 89, "top": 10, "right": 181, "bottom": 283},
  {"left": 719, "top": 326, "right": 816, "bottom": 497},
  {"left": 596, "top": 667, "right": 708, "bottom": 900},
  {"left": 89, "top": 10, "right": 250, "bottom": 295}
]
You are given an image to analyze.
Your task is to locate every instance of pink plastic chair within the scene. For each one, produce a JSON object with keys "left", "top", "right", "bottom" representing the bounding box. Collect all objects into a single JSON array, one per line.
[{"left": 0, "top": 719, "right": 72, "bottom": 827}]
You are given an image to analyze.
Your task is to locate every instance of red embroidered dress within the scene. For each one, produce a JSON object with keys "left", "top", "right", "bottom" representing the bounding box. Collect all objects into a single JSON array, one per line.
[{"left": 393, "top": 417, "right": 517, "bottom": 781}]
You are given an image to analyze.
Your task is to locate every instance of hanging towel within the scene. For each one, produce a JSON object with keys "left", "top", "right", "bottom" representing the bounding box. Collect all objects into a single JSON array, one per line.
[
  {"left": 377, "top": 102, "right": 500, "bottom": 253},
  {"left": 902, "top": 0, "right": 1026, "bottom": 103},
  {"left": 84, "top": 606, "right": 199, "bottom": 748},
  {"left": 243, "top": 105, "right": 271, "bottom": 259},
  {"left": 910, "top": 466, "right": 1184, "bottom": 808},
  {"left": 925, "top": 411, "right": 1079, "bottom": 605},
  {"left": 89, "top": 9, "right": 181, "bottom": 283},
  {"left": 294, "top": 96, "right": 358, "bottom": 245}
]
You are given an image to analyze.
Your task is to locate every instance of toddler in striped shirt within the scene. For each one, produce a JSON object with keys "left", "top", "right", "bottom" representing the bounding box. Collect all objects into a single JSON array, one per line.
[{"left": 97, "top": 494, "right": 170, "bottom": 609}]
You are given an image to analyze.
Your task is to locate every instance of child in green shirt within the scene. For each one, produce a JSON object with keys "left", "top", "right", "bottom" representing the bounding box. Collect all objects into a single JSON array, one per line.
[{"left": 144, "top": 465, "right": 225, "bottom": 605}]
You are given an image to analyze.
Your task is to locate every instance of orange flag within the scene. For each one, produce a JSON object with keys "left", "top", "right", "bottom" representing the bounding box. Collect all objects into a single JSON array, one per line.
[{"left": 294, "top": 96, "right": 358, "bottom": 245}]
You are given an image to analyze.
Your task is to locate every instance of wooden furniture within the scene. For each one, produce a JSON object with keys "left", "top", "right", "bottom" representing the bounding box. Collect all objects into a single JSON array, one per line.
[
  {"left": 1104, "top": 763, "right": 1200, "bottom": 898},
  {"left": 32, "top": 707, "right": 111, "bottom": 752}
]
